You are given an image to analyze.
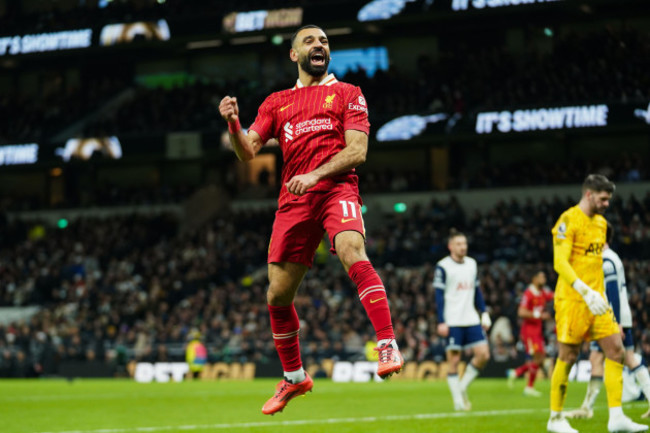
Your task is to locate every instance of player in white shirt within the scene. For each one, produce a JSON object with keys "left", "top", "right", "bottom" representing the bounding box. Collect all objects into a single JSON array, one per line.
[
  {"left": 566, "top": 224, "right": 650, "bottom": 419},
  {"left": 434, "top": 231, "right": 492, "bottom": 411}
]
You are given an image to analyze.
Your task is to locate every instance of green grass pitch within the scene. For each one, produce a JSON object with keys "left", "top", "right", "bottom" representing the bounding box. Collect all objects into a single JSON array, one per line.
[{"left": 2, "top": 378, "right": 648, "bottom": 433}]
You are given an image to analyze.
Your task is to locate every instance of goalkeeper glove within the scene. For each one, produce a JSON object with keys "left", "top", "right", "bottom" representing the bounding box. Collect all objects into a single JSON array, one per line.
[
  {"left": 572, "top": 279, "right": 608, "bottom": 315},
  {"left": 480, "top": 311, "right": 492, "bottom": 330}
]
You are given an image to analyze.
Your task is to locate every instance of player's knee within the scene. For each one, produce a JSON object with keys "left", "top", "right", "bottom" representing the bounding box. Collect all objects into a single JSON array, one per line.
[
  {"left": 266, "top": 285, "right": 293, "bottom": 306},
  {"left": 337, "top": 243, "right": 367, "bottom": 269},
  {"left": 335, "top": 231, "right": 366, "bottom": 258},
  {"left": 606, "top": 345, "right": 625, "bottom": 363},
  {"left": 563, "top": 351, "right": 579, "bottom": 365},
  {"left": 477, "top": 348, "right": 490, "bottom": 365}
]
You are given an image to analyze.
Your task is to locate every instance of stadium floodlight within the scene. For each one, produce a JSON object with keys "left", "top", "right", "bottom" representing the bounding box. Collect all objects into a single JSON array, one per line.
[
  {"left": 376, "top": 114, "right": 448, "bottom": 142},
  {"left": 57, "top": 219, "right": 69, "bottom": 229}
]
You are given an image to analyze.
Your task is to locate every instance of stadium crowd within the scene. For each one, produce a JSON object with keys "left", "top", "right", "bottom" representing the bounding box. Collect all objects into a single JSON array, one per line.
[
  {"left": 0, "top": 0, "right": 314, "bottom": 34},
  {"left": 2, "top": 151, "right": 646, "bottom": 212},
  {"left": 84, "top": 25, "right": 650, "bottom": 136},
  {"left": 2, "top": 24, "right": 648, "bottom": 144},
  {"left": 360, "top": 153, "right": 648, "bottom": 194},
  {"left": 1, "top": 193, "right": 650, "bottom": 377}
]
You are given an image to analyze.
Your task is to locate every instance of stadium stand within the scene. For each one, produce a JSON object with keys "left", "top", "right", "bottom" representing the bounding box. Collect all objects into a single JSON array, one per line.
[
  {"left": 0, "top": 0, "right": 649, "bottom": 388},
  {"left": 2, "top": 194, "right": 650, "bottom": 377}
]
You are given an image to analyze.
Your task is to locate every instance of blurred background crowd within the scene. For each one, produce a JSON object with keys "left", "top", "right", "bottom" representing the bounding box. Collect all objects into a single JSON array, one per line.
[
  {"left": 0, "top": 0, "right": 649, "bottom": 379},
  {"left": 2, "top": 193, "right": 650, "bottom": 377}
]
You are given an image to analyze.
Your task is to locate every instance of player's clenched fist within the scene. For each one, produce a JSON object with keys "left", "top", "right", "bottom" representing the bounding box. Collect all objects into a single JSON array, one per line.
[{"left": 219, "top": 96, "right": 239, "bottom": 123}]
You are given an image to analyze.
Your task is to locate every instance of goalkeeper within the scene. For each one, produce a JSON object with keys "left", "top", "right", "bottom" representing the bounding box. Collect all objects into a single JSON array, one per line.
[{"left": 546, "top": 174, "right": 647, "bottom": 433}]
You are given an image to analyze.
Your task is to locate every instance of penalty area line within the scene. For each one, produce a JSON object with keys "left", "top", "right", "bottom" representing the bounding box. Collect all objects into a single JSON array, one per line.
[{"left": 34, "top": 407, "right": 546, "bottom": 433}]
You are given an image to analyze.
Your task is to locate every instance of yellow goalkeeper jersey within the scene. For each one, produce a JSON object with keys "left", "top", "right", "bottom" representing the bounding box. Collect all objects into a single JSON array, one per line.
[{"left": 551, "top": 205, "right": 607, "bottom": 301}]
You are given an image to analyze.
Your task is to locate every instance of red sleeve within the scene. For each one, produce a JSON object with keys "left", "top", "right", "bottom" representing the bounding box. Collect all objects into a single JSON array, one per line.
[
  {"left": 248, "top": 96, "right": 276, "bottom": 144},
  {"left": 519, "top": 290, "right": 532, "bottom": 310},
  {"left": 544, "top": 288, "right": 555, "bottom": 302},
  {"left": 343, "top": 86, "right": 370, "bottom": 134}
]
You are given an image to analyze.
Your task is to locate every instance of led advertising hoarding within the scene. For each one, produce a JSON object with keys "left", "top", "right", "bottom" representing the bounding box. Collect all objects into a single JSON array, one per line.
[{"left": 0, "top": 30, "right": 92, "bottom": 56}]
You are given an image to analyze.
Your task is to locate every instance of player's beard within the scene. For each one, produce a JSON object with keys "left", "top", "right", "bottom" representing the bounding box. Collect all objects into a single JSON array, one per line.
[
  {"left": 300, "top": 51, "right": 330, "bottom": 77},
  {"left": 589, "top": 196, "right": 608, "bottom": 214}
]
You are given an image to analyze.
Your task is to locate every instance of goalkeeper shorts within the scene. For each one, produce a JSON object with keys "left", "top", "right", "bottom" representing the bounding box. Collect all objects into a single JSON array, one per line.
[{"left": 555, "top": 297, "right": 619, "bottom": 345}]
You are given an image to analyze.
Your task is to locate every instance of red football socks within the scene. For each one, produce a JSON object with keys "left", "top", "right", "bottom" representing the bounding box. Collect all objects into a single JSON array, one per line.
[
  {"left": 527, "top": 362, "right": 539, "bottom": 388},
  {"left": 349, "top": 260, "right": 395, "bottom": 341},
  {"left": 269, "top": 304, "right": 302, "bottom": 372},
  {"left": 515, "top": 363, "right": 530, "bottom": 377}
]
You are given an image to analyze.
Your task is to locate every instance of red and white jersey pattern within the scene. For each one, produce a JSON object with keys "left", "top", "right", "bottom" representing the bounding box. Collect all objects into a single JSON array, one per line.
[
  {"left": 519, "top": 285, "right": 554, "bottom": 336},
  {"left": 248, "top": 74, "right": 370, "bottom": 207}
]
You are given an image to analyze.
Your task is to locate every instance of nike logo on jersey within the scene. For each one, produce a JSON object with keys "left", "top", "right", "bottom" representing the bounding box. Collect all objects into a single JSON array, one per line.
[
  {"left": 341, "top": 218, "right": 356, "bottom": 223},
  {"left": 370, "top": 297, "right": 386, "bottom": 304},
  {"left": 280, "top": 103, "right": 294, "bottom": 112}
]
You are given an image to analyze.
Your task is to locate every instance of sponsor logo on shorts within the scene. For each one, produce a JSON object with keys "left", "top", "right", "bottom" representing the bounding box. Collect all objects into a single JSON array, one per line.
[{"left": 341, "top": 217, "right": 356, "bottom": 223}]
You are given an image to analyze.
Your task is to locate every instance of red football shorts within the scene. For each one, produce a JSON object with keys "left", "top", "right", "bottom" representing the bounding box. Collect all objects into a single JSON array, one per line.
[
  {"left": 521, "top": 331, "right": 545, "bottom": 356},
  {"left": 268, "top": 188, "right": 366, "bottom": 268}
]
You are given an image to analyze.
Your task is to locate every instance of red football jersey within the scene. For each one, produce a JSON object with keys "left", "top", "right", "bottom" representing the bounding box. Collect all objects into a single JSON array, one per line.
[
  {"left": 519, "top": 285, "right": 554, "bottom": 336},
  {"left": 249, "top": 74, "right": 370, "bottom": 207}
]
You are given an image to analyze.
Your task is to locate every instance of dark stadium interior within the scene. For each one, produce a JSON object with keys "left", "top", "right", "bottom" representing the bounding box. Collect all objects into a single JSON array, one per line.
[{"left": 0, "top": 0, "right": 649, "bottom": 385}]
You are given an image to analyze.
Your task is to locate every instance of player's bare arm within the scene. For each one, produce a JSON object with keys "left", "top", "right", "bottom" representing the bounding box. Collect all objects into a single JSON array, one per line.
[
  {"left": 518, "top": 306, "right": 550, "bottom": 320},
  {"left": 218, "top": 96, "right": 264, "bottom": 162},
  {"left": 437, "top": 322, "right": 449, "bottom": 337},
  {"left": 285, "top": 129, "right": 368, "bottom": 196}
]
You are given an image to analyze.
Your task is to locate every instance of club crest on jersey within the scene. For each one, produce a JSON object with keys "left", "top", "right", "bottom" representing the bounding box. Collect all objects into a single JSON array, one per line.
[
  {"left": 283, "top": 122, "right": 294, "bottom": 143},
  {"left": 323, "top": 94, "right": 336, "bottom": 109},
  {"left": 556, "top": 222, "right": 567, "bottom": 239}
]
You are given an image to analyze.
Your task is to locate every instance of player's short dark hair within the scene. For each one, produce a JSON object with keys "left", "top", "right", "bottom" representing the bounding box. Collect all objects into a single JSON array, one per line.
[
  {"left": 582, "top": 174, "right": 615, "bottom": 194},
  {"left": 447, "top": 230, "right": 466, "bottom": 243},
  {"left": 290, "top": 24, "right": 326, "bottom": 47},
  {"left": 530, "top": 270, "right": 545, "bottom": 281},
  {"left": 606, "top": 222, "right": 614, "bottom": 244}
]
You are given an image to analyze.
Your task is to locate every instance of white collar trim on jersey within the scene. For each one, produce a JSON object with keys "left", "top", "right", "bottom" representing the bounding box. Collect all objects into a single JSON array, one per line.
[
  {"left": 528, "top": 284, "right": 541, "bottom": 295},
  {"left": 294, "top": 73, "right": 337, "bottom": 89}
]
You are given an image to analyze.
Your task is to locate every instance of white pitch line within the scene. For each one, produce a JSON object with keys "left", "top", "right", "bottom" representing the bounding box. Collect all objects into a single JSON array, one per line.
[
  {"left": 33, "top": 407, "right": 543, "bottom": 433},
  {"left": 32, "top": 402, "right": 650, "bottom": 433}
]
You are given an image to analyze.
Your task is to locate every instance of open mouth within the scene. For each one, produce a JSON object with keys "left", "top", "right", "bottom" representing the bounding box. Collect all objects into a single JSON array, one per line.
[{"left": 310, "top": 50, "right": 326, "bottom": 66}]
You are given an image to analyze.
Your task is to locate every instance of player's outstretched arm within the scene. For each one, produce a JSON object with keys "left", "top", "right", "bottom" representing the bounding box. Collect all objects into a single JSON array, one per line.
[
  {"left": 285, "top": 129, "right": 368, "bottom": 196},
  {"left": 218, "top": 96, "right": 263, "bottom": 162},
  {"left": 518, "top": 305, "right": 551, "bottom": 320}
]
